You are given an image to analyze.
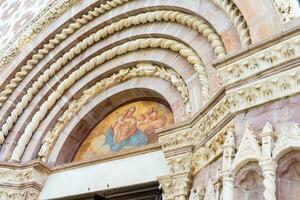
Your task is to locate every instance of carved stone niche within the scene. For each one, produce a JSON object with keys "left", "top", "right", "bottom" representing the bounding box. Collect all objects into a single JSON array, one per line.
[
  {"left": 276, "top": 151, "right": 300, "bottom": 200},
  {"left": 0, "top": 160, "right": 49, "bottom": 200},
  {"left": 233, "top": 162, "right": 264, "bottom": 200}
]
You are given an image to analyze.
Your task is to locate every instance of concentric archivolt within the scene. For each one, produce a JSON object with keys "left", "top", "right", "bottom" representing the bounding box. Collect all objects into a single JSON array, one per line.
[
  {"left": 38, "top": 63, "right": 189, "bottom": 162},
  {"left": 0, "top": 0, "right": 130, "bottom": 68},
  {"left": 0, "top": 37, "right": 206, "bottom": 150},
  {"left": 0, "top": 0, "right": 253, "bottom": 162},
  {"left": 0, "top": 0, "right": 250, "bottom": 70},
  {"left": 0, "top": 9, "right": 224, "bottom": 110},
  {"left": 9, "top": 38, "right": 207, "bottom": 161}
]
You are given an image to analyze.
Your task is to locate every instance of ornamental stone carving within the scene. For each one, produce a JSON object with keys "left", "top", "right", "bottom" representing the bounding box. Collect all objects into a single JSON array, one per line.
[
  {"left": 0, "top": 162, "right": 49, "bottom": 188},
  {"left": 227, "top": 66, "right": 300, "bottom": 112},
  {"left": 0, "top": 188, "right": 39, "bottom": 200},
  {"left": 273, "top": 0, "right": 297, "bottom": 22},
  {"left": 38, "top": 63, "right": 190, "bottom": 162},
  {"left": 272, "top": 123, "right": 300, "bottom": 161},
  {"left": 0, "top": 0, "right": 77, "bottom": 68},
  {"left": 219, "top": 122, "right": 300, "bottom": 200},
  {"left": 2, "top": 37, "right": 206, "bottom": 157},
  {"left": 191, "top": 97, "right": 231, "bottom": 144},
  {"left": 0, "top": 161, "right": 49, "bottom": 200},
  {"left": 232, "top": 124, "right": 261, "bottom": 172},
  {"left": 189, "top": 185, "right": 205, "bottom": 200},
  {"left": 191, "top": 129, "right": 226, "bottom": 175},
  {"left": 203, "top": 179, "right": 218, "bottom": 200},
  {"left": 217, "top": 35, "right": 300, "bottom": 86}
]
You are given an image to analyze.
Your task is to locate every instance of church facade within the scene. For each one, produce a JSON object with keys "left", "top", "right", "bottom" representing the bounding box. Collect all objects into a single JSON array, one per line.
[{"left": 0, "top": 0, "right": 300, "bottom": 199}]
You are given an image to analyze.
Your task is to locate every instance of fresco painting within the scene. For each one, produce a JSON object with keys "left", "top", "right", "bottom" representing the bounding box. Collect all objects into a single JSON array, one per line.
[{"left": 74, "top": 101, "right": 174, "bottom": 161}]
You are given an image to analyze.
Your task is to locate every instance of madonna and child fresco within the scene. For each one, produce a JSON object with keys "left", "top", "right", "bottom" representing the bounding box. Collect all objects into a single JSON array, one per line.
[{"left": 74, "top": 101, "right": 174, "bottom": 161}]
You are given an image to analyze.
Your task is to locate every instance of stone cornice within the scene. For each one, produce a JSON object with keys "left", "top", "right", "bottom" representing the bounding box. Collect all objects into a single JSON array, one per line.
[
  {"left": 213, "top": 26, "right": 300, "bottom": 70},
  {"left": 214, "top": 27, "right": 300, "bottom": 87},
  {"left": 0, "top": 160, "right": 50, "bottom": 191}
]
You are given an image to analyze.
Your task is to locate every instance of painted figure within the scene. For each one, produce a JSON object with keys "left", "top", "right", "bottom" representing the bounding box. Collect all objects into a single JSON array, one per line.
[{"left": 104, "top": 106, "right": 148, "bottom": 151}]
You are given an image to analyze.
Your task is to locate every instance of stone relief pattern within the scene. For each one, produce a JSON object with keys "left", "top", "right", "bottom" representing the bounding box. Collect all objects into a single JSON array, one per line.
[
  {"left": 218, "top": 35, "right": 300, "bottom": 86},
  {"left": 191, "top": 98, "right": 231, "bottom": 143},
  {"left": 0, "top": 167, "right": 48, "bottom": 186},
  {"left": 38, "top": 63, "right": 190, "bottom": 162},
  {"left": 0, "top": 7, "right": 227, "bottom": 152},
  {"left": 191, "top": 129, "right": 227, "bottom": 175},
  {"left": 9, "top": 37, "right": 205, "bottom": 162},
  {"left": 273, "top": 0, "right": 297, "bottom": 22},
  {"left": 0, "top": 0, "right": 50, "bottom": 53},
  {"left": 0, "top": 9, "right": 223, "bottom": 111},
  {"left": 0, "top": 0, "right": 76, "bottom": 68},
  {"left": 0, "top": 189, "right": 39, "bottom": 200},
  {"left": 227, "top": 65, "right": 300, "bottom": 112},
  {"left": 218, "top": 122, "right": 300, "bottom": 200},
  {"left": 210, "top": 0, "right": 251, "bottom": 48},
  {"left": 160, "top": 97, "right": 230, "bottom": 153}
]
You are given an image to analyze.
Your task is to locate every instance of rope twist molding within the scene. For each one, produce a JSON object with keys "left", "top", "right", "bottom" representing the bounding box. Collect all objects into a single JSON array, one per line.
[
  {"left": 9, "top": 38, "right": 208, "bottom": 161},
  {"left": 0, "top": 0, "right": 131, "bottom": 107},
  {"left": 0, "top": 0, "right": 249, "bottom": 71},
  {"left": 0, "top": 9, "right": 224, "bottom": 109},
  {"left": 0, "top": 10, "right": 218, "bottom": 146},
  {"left": 0, "top": 0, "right": 132, "bottom": 68},
  {"left": 211, "top": 0, "right": 251, "bottom": 47},
  {"left": 38, "top": 63, "right": 190, "bottom": 162},
  {"left": 0, "top": 37, "right": 207, "bottom": 148},
  {"left": 0, "top": 10, "right": 223, "bottom": 143}
]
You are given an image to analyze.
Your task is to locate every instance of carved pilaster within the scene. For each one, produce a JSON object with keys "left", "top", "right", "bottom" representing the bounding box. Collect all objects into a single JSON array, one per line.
[
  {"left": 221, "top": 126, "right": 235, "bottom": 200},
  {"left": 259, "top": 122, "right": 277, "bottom": 200},
  {"left": 158, "top": 175, "right": 174, "bottom": 200},
  {"left": 173, "top": 172, "right": 193, "bottom": 200}
]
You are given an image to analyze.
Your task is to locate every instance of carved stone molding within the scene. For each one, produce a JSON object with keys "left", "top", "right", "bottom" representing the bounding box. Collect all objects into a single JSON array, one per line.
[
  {"left": 191, "top": 97, "right": 231, "bottom": 144},
  {"left": 217, "top": 35, "right": 300, "bottom": 86},
  {"left": 232, "top": 124, "right": 262, "bottom": 172},
  {"left": 191, "top": 127, "right": 227, "bottom": 175},
  {"left": 272, "top": 0, "right": 297, "bottom": 22},
  {"left": 0, "top": 187, "right": 39, "bottom": 200},
  {"left": 158, "top": 175, "right": 174, "bottom": 200},
  {"left": 227, "top": 66, "right": 300, "bottom": 112},
  {"left": 160, "top": 128, "right": 193, "bottom": 153},
  {"left": 38, "top": 63, "right": 190, "bottom": 162},
  {"left": 168, "top": 154, "right": 193, "bottom": 175},
  {"left": 273, "top": 123, "right": 300, "bottom": 161},
  {"left": 0, "top": 0, "right": 77, "bottom": 68},
  {"left": 0, "top": 160, "right": 49, "bottom": 200},
  {"left": 0, "top": 161, "right": 49, "bottom": 188}
]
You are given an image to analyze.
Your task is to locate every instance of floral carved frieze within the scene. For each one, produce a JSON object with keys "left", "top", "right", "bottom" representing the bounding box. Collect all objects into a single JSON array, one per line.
[
  {"left": 168, "top": 154, "right": 193, "bottom": 175},
  {"left": 191, "top": 129, "right": 226, "bottom": 175},
  {"left": 217, "top": 35, "right": 300, "bottom": 86},
  {"left": 191, "top": 97, "right": 231, "bottom": 144},
  {"left": 159, "top": 96, "right": 230, "bottom": 153},
  {"left": 0, "top": 163, "right": 49, "bottom": 188},
  {"left": 0, "top": 188, "right": 39, "bottom": 200},
  {"left": 227, "top": 66, "right": 300, "bottom": 112},
  {"left": 160, "top": 129, "right": 193, "bottom": 152}
]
